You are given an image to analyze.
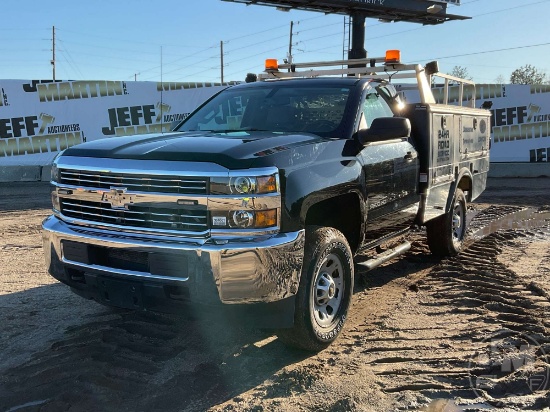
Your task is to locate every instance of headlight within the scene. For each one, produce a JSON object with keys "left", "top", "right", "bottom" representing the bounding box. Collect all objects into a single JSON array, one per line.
[
  {"left": 232, "top": 177, "right": 254, "bottom": 194},
  {"left": 209, "top": 170, "right": 279, "bottom": 231},
  {"left": 210, "top": 173, "right": 278, "bottom": 195},
  {"left": 50, "top": 150, "right": 65, "bottom": 183},
  {"left": 231, "top": 210, "right": 254, "bottom": 228},
  {"left": 50, "top": 163, "right": 59, "bottom": 183},
  {"left": 212, "top": 209, "right": 277, "bottom": 229}
]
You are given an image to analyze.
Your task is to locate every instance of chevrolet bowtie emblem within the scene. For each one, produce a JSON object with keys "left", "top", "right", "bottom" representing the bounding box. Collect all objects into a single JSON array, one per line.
[{"left": 106, "top": 187, "right": 134, "bottom": 210}]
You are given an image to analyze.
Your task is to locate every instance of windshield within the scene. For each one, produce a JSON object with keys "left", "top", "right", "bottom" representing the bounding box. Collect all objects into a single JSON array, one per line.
[{"left": 176, "top": 84, "right": 352, "bottom": 137}]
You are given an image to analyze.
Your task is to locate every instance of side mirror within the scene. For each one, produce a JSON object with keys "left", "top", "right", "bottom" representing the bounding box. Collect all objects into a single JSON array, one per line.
[{"left": 357, "top": 117, "right": 411, "bottom": 145}]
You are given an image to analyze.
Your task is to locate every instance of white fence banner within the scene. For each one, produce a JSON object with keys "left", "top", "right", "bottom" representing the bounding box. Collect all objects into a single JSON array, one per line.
[
  {"left": 2, "top": 80, "right": 549, "bottom": 165},
  {"left": 0, "top": 80, "right": 236, "bottom": 166}
]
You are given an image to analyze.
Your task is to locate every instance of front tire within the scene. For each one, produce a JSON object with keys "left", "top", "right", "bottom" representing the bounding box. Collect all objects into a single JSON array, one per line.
[
  {"left": 277, "top": 226, "right": 354, "bottom": 351},
  {"left": 426, "top": 188, "right": 467, "bottom": 257}
]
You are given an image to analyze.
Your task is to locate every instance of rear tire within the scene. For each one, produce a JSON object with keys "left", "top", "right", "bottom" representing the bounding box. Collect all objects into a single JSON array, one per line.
[
  {"left": 277, "top": 226, "right": 354, "bottom": 351},
  {"left": 426, "top": 188, "right": 467, "bottom": 257}
]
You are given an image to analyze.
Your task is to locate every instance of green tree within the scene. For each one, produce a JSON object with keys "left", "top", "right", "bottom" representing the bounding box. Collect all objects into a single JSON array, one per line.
[{"left": 509, "top": 64, "right": 547, "bottom": 84}]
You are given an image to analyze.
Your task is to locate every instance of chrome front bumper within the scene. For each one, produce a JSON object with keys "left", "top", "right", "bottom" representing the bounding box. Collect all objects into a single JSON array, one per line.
[{"left": 43, "top": 215, "right": 305, "bottom": 305}]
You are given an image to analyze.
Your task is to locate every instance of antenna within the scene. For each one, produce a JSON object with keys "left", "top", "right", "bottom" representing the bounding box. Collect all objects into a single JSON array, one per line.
[
  {"left": 220, "top": 41, "right": 224, "bottom": 83},
  {"left": 160, "top": 46, "right": 164, "bottom": 134}
]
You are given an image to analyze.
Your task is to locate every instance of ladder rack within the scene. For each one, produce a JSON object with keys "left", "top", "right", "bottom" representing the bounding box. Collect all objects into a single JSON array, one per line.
[{"left": 258, "top": 55, "right": 477, "bottom": 108}]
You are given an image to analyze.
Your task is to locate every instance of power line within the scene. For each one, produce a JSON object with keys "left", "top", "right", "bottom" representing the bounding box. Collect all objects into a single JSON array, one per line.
[
  {"left": 223, "top": 13, "right": 324, "bottom": 43},
  {"left": 474, "top": 0, "right": 550, "bottom": 17},
  {"left": 426, "top": 41, "right": 550, "bottom": 62},
  {"left": 57, "top": 38, "right": 85, "bottom": 79},
  {"left": 56, "top": 27, "right": 212, "bottom": 50},
  {"left": 56, "top": 39, "right": 189, "bottom": 57}
]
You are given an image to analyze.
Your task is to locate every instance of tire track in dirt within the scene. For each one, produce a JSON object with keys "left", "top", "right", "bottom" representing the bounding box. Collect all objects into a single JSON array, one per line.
[
  {"left": 1, "top": 205, "right": 549, "bottom": 411},
  {"left": 0, "top": 311, "right": 185, "bottom": 411},
  {"left": 214, "top": 208, "right": 550, "bottom": 411},
  {"left": 345, "top": 228, "right": 550, "bottom": 410},
  {"left": 0, "top": 306, "right": 310, "bottom": 412}
]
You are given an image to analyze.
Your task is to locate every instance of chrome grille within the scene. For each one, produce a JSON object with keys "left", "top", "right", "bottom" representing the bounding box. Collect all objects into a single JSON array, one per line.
[
  {"left": 59, "top": 169, "right": 208, "bottom": 195},
  {"left": 60, "top": 198, "right": 208, "bottom": 232}
]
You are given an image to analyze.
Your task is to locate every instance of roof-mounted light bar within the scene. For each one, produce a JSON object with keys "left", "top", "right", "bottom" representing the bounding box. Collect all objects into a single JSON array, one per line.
[{"left": 263, "top": 50, "right": 402, "bottom": 73}]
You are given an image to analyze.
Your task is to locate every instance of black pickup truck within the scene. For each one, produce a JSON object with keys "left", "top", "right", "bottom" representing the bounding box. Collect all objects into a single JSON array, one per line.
[{"left": 42, "top": 55, "right": 491, "bottom": 350}]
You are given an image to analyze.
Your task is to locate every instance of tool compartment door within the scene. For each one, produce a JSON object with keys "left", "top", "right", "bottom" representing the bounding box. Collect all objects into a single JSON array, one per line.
[{"left": 432, "top": 112, "right": 456, "bottom": 186}]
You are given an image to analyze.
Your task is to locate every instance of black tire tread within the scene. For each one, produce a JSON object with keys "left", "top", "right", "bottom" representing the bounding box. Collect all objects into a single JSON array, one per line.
[
  {"left": 277, "top": 226, "right": 353, "bottom": 351},
  {"left": 426, "top": 188, "right": 466, "bottom": 257}
]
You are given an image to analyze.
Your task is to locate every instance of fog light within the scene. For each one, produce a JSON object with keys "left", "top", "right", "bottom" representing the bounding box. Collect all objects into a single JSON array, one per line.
[
  {"left": 51, "top": 163, "right": 59, "bottom": 182},
  {"left": 231, "top": 210, "right": 254, "bottom": 228}
]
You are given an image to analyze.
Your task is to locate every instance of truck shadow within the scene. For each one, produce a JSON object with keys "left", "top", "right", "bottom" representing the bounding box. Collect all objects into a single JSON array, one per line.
[
  {"left": 0, "top": 236, "right": 445, "bottom": 412},
  {"left": 0, "top": 285, "right": 310, "bottom": 412}
]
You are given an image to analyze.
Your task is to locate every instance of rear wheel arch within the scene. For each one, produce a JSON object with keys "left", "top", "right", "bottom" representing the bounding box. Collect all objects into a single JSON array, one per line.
[{"left": 457, "top": 172, "right": 473, "bottom": 203}]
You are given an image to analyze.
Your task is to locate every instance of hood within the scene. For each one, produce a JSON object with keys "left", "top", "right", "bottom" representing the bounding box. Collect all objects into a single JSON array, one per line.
[{"left": 62, "top": 131, "right": 329, "bottom": 169}]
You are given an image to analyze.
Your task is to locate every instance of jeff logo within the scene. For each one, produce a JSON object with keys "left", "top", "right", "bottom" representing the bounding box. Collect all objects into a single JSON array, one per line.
[
  {"left": 0, "top": 88, "right": 8, "bottom": 107},
  {"left": 102, "top": 102, "right": 185, "bottom": 136},
  {"left": 492, "top": 103, "right": 550, "bottom": 144},
  {"left": 0, "top": 112, "right": 83, "bottom": 157}
]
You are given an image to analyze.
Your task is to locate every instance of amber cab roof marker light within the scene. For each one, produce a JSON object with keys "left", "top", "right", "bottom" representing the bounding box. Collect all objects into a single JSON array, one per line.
[
  {"left": 265, "top": 59, "right": 279, "bottom": 72},
  {"left": 385, "top": 50, "right": 401, "bottom": 65}
]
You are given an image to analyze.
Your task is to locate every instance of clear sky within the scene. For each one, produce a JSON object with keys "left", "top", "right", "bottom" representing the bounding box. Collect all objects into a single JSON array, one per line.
[{"left": 2, "top": 0, "right": 549, "bottom": 84}]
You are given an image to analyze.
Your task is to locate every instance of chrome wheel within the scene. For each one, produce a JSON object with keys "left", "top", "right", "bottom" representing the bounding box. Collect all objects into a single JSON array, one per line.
[
  {"left": 312, "top": 253, "right": 344, "bottom": 328},
  {"left": 452, "top": 197, "right": 466, "bottom": 242}
]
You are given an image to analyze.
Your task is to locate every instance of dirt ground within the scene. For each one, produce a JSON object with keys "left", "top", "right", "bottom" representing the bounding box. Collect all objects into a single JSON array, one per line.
[{"left": 0, "top": 178, "right": 549, "bottom": 412}]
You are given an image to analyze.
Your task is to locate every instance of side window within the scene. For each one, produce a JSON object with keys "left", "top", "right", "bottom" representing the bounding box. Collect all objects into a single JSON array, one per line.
[{"left": 362, "top": 93, "right": 394, "bottom": 128}]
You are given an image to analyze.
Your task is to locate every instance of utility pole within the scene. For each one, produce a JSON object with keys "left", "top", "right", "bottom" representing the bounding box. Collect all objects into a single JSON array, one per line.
[
  {"left": 287, "top": 21, "right": 294, "bottom": 66},
  {"left": 220, "top": 41, "right": 224, "bottom": 83},
  {"left": 51, "top": 26, "right": 56, "bottom": 81}
]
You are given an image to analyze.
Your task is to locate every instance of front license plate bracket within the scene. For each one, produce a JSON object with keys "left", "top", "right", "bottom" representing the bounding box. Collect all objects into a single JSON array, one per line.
[{"left": 95, "top": 276, "right": 143, "bottom": 309}]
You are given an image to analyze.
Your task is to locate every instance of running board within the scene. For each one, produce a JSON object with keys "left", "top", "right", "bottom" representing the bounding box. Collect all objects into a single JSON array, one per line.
[{"left": 356, "top": 241, "right": 411, "bottom": 271}]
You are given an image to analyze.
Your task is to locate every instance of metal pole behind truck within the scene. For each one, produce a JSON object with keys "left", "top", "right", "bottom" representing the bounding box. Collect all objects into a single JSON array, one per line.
[{"left": 348, "top": 13, "right": 366, "bottom": 68}]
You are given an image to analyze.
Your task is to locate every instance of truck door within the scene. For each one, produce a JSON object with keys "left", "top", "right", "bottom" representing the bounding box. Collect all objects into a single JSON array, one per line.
[{"left": 357, "top": 88, "right": 419, "bottom": 246}]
